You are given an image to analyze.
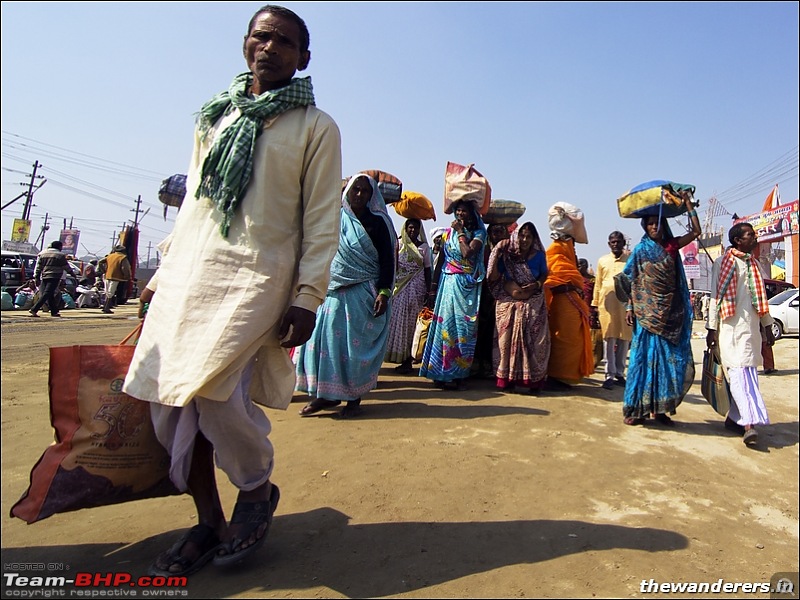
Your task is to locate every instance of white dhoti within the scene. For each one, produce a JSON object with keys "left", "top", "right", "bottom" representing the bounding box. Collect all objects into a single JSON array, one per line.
[{"left": 149, "top": 360, "right": 274, "bottom": 492}]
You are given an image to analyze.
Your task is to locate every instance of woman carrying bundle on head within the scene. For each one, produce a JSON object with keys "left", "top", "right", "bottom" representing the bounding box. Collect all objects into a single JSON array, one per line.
[
  {"left": 296, "top": 173, "right": 396, "bottom": 419},
  {"left": 385, "top": 218, "right": 432, "bottom": 374},
  {"left": 419, "top": 200, "right": 487, "bottom": 391}
]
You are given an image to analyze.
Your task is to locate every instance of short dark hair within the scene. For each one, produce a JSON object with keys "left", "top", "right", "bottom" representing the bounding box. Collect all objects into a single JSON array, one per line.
[
  {"left": 728, "top": 222, "right": 754, "bottom": 247},
  {"left": 248, "top": 5, "right": 310, "bottom": 53},
  {"left": 50, "top": 240, "right": 63, "bottom": 250},
  {"left": 608, "top": 231, "right": 625, "bottom": 241}
]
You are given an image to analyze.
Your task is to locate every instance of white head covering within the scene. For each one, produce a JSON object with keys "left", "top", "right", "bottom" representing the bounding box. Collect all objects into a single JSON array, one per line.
[
  {"left": 429, "top": 226, "right": 447, "bottom": 241},
  {"left": 547, "top": 202, "right": 588, "bottom": 244}
]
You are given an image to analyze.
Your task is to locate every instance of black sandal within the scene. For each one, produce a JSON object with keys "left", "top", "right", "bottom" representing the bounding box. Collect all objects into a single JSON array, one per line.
[
  {"left": 335, "top": 399, "right": 362, "bottom": 419},
  {"left": 653, "top": 413, "right": 675, "bottom": 427},
  {"left": 394, "top": 362, "right": 413, "bottom": 375},
  {"left": 148, "top": 524, "right": 221, "bottom": 577},
  {"left": 299, "top": 398, "right": 341, "bottom": 416},
  {"left": 214, "top": 484, "right": 280, "bottom": 567}
]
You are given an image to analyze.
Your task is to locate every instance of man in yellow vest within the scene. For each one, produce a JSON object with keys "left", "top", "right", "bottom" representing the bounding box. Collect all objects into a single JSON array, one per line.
[{"left": 98, "top": 244, "right": 131, "bottom": 314}]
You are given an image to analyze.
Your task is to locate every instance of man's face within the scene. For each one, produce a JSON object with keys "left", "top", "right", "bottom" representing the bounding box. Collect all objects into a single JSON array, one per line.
[
  {"left": 736, "top": 226, "right": 758, "bottom": 253},
  {"left": 608, "top": 235, "right": 625, "bottom": 257},
  {"left": 244, "top": 12, "right": 309, "bottom": 93}
]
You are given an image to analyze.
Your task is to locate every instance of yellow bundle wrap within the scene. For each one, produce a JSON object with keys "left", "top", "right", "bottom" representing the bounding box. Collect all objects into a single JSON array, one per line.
[{"left": 393, "top": 191, "right": 436, "bottom": 221}]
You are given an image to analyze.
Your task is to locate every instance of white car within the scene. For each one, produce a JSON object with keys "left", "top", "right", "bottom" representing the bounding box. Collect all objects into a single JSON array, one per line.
[{"left": 768, "top": 288, "right": 799, "bottom": 340}]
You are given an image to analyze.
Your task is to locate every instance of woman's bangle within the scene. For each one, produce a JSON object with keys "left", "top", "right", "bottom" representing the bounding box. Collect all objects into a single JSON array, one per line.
[{"left": 687, "top": 209, "right": 697, "bottom": 218}]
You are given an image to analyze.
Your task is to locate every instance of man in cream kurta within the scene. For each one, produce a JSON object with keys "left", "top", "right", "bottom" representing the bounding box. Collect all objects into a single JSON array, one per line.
[
  {"left": 706, "top": 222, "right": 774, "bottom": 447},
  {"left": 592, "top": 231, "right": 632, "bottom": 389},
  {"left": 123, "top": 5, "right": 342, "bottom": 577}
]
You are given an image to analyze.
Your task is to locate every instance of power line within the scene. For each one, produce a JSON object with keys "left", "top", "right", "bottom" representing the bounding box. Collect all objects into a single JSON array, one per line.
[{"left": 1, "top": 131, "right": 166, "bottom": 179}]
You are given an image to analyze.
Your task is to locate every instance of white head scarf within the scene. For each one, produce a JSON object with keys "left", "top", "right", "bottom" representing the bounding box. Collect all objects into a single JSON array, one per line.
[{"left": 429, "top": 226, "right": 447, "bottom": 242}]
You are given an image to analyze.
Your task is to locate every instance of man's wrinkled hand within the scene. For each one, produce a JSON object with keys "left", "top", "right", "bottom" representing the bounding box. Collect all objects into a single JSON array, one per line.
[
  {"left": 279, "top": 306, "right": 316, "bottom": 348},
  {"left": 706, "top": 329, "right": 718, "bottom": 349}
]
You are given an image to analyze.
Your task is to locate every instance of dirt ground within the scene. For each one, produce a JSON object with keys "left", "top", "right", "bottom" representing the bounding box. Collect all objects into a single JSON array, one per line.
[{"left": 1, "top": 304, "right": 798, "bottom": 599}]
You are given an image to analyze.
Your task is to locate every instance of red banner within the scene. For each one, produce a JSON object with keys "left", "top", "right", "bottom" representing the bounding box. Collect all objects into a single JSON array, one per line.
[{"left": 735, "top": 201, "right": 799, "bottom": 243}]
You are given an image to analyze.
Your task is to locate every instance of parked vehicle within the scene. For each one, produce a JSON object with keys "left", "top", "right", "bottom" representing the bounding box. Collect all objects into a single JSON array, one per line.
[
  {"left": 763, "top": 278, "right": 795, "bottom": 300},
  {"left": 1, "top": 250, "right": 38, "bottom": 296},
  {"left": 768, "top": 288, "right": 799, "bottom": 340}
]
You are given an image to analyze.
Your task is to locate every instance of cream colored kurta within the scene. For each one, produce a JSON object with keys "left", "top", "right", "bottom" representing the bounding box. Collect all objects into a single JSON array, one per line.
[
  {"left": 592, "top": 251, "right": 632, "bottom": 341},
  {"left": 707, "top": 256, "right": 774, "bottom": 369},
  {"left": 123, "top": 105, "right": 342, "bottom": 409}
]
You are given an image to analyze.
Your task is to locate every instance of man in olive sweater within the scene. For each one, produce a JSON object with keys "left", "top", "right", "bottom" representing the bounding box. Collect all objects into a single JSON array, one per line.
[{"left": 29, "top": 240, "right": 76, "bottom": 318}]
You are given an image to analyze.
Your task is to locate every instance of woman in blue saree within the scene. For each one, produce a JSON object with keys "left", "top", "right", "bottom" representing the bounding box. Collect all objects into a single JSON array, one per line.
[
  {"left": 296, "top": 174, "right": 396, "bottom": 418},
  {"left": 622, "top": 193, "right": 702, "bottom": 425},
  {"left": 419, "top": 200, "right": 487, "bottom": 391}
]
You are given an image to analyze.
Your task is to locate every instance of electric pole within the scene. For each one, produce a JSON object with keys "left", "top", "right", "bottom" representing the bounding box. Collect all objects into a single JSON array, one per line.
[
  {"left": 35, "top": 212, "right": 50, "bottom": 250},
  {"left": 22, "top": 161, "right": 44, "bottom": 220},
  {"left": 132, "top": 195, "right": 143, "bottom": 225}
]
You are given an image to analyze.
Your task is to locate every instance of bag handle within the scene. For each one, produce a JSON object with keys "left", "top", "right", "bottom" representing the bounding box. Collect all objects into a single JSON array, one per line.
[
  {"left": 119, "top": 322, "right": 143, "bottom": 346},
  {"left": 709, "top": 344, "right": 729, "bottom": 382}
]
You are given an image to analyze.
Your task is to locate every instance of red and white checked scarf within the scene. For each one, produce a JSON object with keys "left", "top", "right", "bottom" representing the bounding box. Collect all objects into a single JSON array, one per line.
[{"left": 716, "top": 247, "right": 769, "bottom": 320}]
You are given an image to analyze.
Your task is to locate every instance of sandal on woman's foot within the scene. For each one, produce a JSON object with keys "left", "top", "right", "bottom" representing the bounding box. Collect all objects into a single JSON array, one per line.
[
  {"left": 148, "top": 524, "right": 221, "bottom": 577},
  {"left": 299, "top": 398, "right": 340, "bottom": 416},
  {"left": 653, "top": 413, "right": 675, "bottom": 426},
  {"left": 623, "top": 416, "right": 645, "bottom": 426},
  {"left": 214, "top": 484, "right": 280, "bottom": 568},
  {"left": 335, "top": 399, "right": 362, "bottom": 419}
]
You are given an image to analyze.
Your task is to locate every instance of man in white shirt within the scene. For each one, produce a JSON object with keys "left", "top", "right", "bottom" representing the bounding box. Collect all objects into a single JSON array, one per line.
[{"left": 706, "top": 222, "right": 774, "bottom": 447}]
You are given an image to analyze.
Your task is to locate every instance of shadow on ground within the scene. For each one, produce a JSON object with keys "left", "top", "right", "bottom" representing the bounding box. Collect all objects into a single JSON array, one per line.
[{"left": 3, "top": 509, "right": 688, "bottom": 598}]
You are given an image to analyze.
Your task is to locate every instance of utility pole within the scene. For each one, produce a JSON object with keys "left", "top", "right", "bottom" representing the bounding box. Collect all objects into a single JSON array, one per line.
[
  {"left": 146, "top": 241, "right": 152, "bottom": 268},
  {"left": 132, "top": 195, "right": 143, "bottom": 225},
  {"left": 22, "top": 161, "right": 43, "bottom": 220},
  {"left": 35, "top": 212, "right": 50, "bottom": 250}
]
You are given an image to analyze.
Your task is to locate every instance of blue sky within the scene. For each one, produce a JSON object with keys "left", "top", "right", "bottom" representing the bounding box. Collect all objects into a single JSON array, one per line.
[{"left": 2, "top": 1, "right": 798, "bottom": 266}]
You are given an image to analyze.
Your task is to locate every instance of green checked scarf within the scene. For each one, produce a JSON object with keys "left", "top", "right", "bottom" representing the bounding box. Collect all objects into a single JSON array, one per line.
[{"left": 195, "top": 73, "right": 315, "bottom": 237}]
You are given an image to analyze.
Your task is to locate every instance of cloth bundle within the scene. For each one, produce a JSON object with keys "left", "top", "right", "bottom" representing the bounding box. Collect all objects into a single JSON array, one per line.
[
  {"left": 394, "top": 191, "right": 436, "bottom": 221},
  {"left": 548, "top": 202, "right": 588, "bottom": 244}
]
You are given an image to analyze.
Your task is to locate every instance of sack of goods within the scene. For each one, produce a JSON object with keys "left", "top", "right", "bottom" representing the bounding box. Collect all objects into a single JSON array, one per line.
[
  {"left": 617, "top": 180, "right": 695, "bottom": 219},
  {"left": 482, "top": 199, "right": 526, "bottom": 225},
  {"left": 443, "top": 161, "right": 491, "bottom": 216},
  {"left": 393, "top": 191, "right": 436, "bottom": 221},
  {"left": 360, "top": 169, "right": 403, "bottom": 204}
]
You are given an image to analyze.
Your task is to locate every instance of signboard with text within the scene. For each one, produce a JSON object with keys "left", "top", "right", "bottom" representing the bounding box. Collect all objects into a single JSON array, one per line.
[
  {"left": 735, "top": 200, "right": 799, "bottom": 243},
  {"left": 680, "top": 240, "right": 701, "bottom": 279}
]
